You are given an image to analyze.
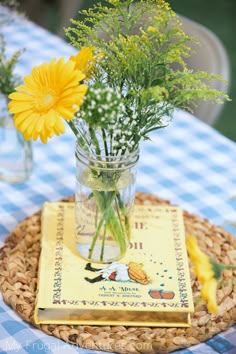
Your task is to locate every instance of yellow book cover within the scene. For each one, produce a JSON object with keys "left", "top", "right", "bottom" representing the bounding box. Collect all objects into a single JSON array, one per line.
[{"left": 34, "top": 202, "right": 194, "bottom": 327}]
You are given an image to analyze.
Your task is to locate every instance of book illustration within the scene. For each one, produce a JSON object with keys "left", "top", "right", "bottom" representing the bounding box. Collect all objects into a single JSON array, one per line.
[
  {"left": 128, "top": 261, "right": 151, "bottom": 284},
  {"left": 84, "top": 261, "right": 151, "bottom": 284},
  {"left": 148, "top": 289, "right": 175, "bottom": 299},
  {"left": 84, "top": 261, "right": 175, "bottom": 300}
]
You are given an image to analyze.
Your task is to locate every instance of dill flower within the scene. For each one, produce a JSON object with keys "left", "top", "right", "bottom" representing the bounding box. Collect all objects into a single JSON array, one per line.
[
  {"left": 75, "top": 83, "right": 124, "bottom": 128},
  {"left": 186, "top": 235, "right": 236, "bottom": 314},
  {"left": 8, "top": 58, "right": 87, "bottom": 143}
]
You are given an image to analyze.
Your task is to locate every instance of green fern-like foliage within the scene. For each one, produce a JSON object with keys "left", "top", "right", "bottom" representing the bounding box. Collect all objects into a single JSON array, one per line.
[
  {"left": 66, "top": 0, "right": 229, "bottom": 144},
  {"left": 0, "top": 35, "right": 22, "bottom": 95},
  {"left": 0, "top": 0, "right": 22, "bottom": 96}
]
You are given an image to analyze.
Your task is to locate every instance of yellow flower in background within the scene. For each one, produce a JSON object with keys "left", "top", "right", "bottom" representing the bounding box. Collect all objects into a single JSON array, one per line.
[
  {"left": 8, "top": 58, "right": 87, "bottom": 143},
  {"left": 201, "top": 278, "right": 218, "bottom": 314},
  {"left": 186, "top": 235, "right": 219, "bottom": 314},
  {"left": 186, "top": 236, "right": 214, "bottom": 281},
  {"left": 70, "top": 47, "right": 96, "bottom": 79}
]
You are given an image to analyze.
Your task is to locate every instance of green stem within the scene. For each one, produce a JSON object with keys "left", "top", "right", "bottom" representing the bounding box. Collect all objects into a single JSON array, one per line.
[
  {"left": 117, "top": 193, "right": 131, "bottom": 240},
  {"left": 211, "top": 260, "right": 236, "bottom": 280},
  {"left": 91, "top": 190, "right": 128, "bottom": 259},
  {"left": 115, "top": 196, "right": 126, "bottom": 238},
  {"left": 100, "top": 222, "right": 107, "bottom": 261},
  {"left": 67, "top": 120, "right": 78, "bottom": 136},
  {"left": 125, "top": 214, "right": 131, "bottom": 241},
  {"left": 89, "top": 126, "right": 101, "bottom": 156},
  {"left": 102, "top": 128, "right": 109, "bottom": 157},
  {"left": 88, "top": 190, "right": 117, "bottom": 259},
  {"left": 143, "top": 124, "right": 167, "bottom": 136},
  {"left": 95, "top": 203, "right": 98, "bottom": 228},
  {"left": 224, "top": 265, "right": 236, "bottom": 270}
]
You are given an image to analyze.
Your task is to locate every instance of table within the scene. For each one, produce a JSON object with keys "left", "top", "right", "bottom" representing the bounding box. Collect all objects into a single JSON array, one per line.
[{"left": 0, "top": 6, "right": 236, "bottom": 354}]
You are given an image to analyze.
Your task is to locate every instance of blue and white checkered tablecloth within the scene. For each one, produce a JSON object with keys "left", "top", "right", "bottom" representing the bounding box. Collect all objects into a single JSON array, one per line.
[{"left": 0, "top": 6, "right": 236, "bottom": 354}]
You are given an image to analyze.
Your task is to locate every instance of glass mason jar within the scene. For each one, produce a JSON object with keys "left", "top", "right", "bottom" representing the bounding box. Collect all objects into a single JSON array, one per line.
[
  {"left": 0, "top": 94, "right": 33, "bottom": 183},
  {"left": 75, "top": 144, "right": 139, "bottom": 263}
]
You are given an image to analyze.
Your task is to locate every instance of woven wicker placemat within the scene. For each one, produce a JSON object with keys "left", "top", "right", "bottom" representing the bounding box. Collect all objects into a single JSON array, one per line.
[{"left": 0, "top": 192, "right": 236, "bottom": 354}]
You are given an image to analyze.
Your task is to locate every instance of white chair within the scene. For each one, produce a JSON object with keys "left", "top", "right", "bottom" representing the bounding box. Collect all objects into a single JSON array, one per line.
[
  {"left": 57, "top": 0, "right": 83, "bottom": 37},
  {"left": 179, "top": 15, "right": 230, "bottom": 125}
]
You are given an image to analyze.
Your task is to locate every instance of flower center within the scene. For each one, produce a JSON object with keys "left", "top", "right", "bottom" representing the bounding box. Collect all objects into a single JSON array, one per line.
[
  {"left": 35, "top": 91, "right": 57, "bottom": 112},
  {"left": 44, "top": 94, "right": 53, "bottom": 105}
]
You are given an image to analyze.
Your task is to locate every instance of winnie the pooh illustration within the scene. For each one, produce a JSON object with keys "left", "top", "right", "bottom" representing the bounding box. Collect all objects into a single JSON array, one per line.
[
  {"left": 84, "top": 261, "right": 151, "bottom": 284},
  {"left": 127, "top": 262, "right": 151, "bottom": 284}
]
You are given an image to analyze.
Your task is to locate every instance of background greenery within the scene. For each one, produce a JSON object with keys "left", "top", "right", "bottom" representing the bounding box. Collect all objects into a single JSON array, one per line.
[
  {"left": 168, "top": 0, "right": 236, "bottom": 142},
  {"left": 39, "top": 0, "right": 236, "bottom": 142}
]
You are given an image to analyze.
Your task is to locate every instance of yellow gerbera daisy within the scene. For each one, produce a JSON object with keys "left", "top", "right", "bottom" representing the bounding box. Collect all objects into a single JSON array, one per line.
[
  {"left": 69, "top": 47, "right": 95, "bottom": 79},
  {"left": 8, "top": 57, "right": 87, "bottom": 143}
]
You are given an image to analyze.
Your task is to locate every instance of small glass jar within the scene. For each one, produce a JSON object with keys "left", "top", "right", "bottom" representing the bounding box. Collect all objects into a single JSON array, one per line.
[
  {"left": 0, "top": 94, "right": 33, "bottom": 183},
  {"left": 75, "top": 144, "right": 139, "bottom": 263}
]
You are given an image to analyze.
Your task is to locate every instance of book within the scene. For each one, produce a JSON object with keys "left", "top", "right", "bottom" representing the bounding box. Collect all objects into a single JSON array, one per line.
[{"left": 34, "top": 202, "right": 194, "bottom": 327}]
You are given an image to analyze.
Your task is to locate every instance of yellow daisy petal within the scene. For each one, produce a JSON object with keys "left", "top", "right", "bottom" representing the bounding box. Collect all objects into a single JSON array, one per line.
[
  {"left": 53, "top": 117, "right": 65, "bottom": 135},
  {"left": 32, "top": 127, "right": 40, "bottom": 141},
  {"left": 18, "top": 114, "right": 36, "bottom": 132},
  {"left": 35, "top": 115, "right": 46, "bottom": 133},
  {"left": 44, "top": 109, "right": 57, "bottom": 127},
  {"left": 8, "top": 92, "right": 32, "bottom": 101},
  {"left": 24, "top": 122, "right": 38, "bottom": 139},
  {"left": 39, "top": 132, "right": 48, "bottom": 144},
  {"left": 56, "top": 105, "right": 75, "bottom": 119},
  {"left": 8, "top": 101, "right": 33, "bottom": 114}
]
